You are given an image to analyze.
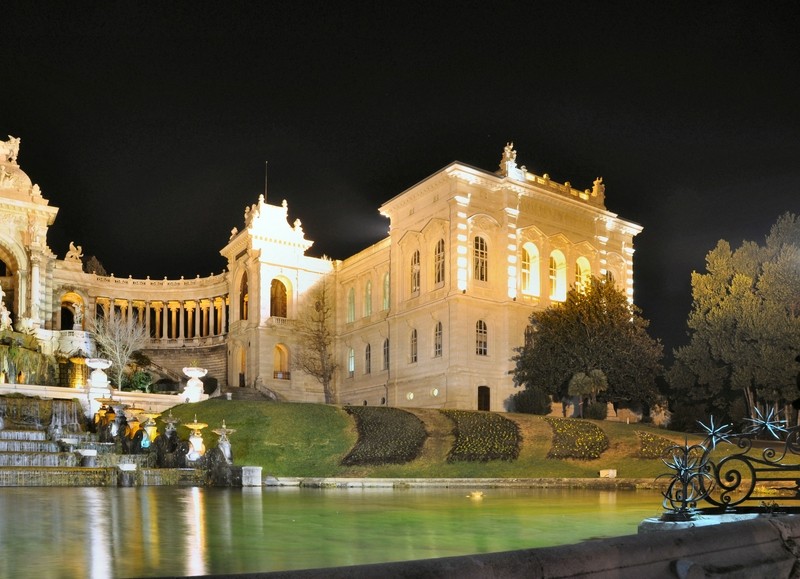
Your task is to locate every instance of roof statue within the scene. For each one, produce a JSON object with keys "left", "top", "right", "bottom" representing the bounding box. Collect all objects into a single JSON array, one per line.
[
  {"left": 65, "top": 241, "right": 83, "bottom": 262},
  {"left": 0, "top": 136, "right": 20, "bottom": 164},
  {"left": 592, "top": 177, "right": 606, "bottom": 202},
  {"left": 500, "top": 142, "right": 517, "bottom": 167}
]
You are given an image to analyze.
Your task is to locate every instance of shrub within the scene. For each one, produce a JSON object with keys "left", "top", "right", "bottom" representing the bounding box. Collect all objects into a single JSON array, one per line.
[
  {"left": 440, "top": 409, "right": 521, "bottom": 462},
  {"left": 511, "top": 387, "right": 552, "bottom": 415},
  {"left": 583, "top": 402, "right": 608, "bottom": 420},
  {"left": 544, "top": 417, "right": 609, "bottom": 460},
  {"left": 341, "top": 406, "right": 427, "bottom": 466},
  {"left": 635, "top": 430, "right": 675, "bottom": 458}
]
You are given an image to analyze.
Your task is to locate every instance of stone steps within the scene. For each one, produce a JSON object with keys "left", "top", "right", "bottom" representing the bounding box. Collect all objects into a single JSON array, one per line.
[{"left": 0, "top": 452, "right": 78, "bottom": 467}]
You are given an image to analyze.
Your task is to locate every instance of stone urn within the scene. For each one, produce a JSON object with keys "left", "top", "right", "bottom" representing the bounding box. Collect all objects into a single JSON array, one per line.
[{"left": 182, "top": 367, "right": 207, "bottom": 403}]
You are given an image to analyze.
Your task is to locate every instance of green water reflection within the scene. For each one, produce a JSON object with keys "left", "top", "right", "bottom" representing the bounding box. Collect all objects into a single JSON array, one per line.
[{"left": 0, "top": 486, "right": 663, "bottom": 578}]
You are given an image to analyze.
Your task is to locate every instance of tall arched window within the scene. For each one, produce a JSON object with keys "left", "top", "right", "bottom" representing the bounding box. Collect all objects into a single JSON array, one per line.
[
  {"left": 364, "top": 280, "right": 372, "bottom": 317},
  {"left": 521, "top": 242, "right": 540, "bottom": 296},
  {"left": 410, "top": 250, "right": 420, "bottom": 294},
  {"left": 347, "top": 288, "right": 355, "bottom": 323},
  {"left": 383, "top": 338, "right": 390, "bottom": 370},
  {"left": 575, "top": 257, "right": 591, "bottom": 293},
  {"left": 239, "top": 272, "right": 249, "bottom": 321},
  {"left": 433, "top": 321, "right": 443, "bottom": 357},
  {"left": 382, "top": 272, "right": 390, "bottom": 310},
  {"left": 347, "top": 348, "right": 355, "bottom": 378},
  {"left": 270, "top": 279, "right": 287, "bottom": 317},
  {"left": 549, "top": 250, "right": 567, "bottom": 301},
  {"left": 409, "top": 329, "right": 418, "bottom": 363},
  {"left": 364, "top": 343, "right": 371, "bottom": 374},
  {"left": 473, "top": 236, "right": 488, "bottom": 282},
  {"left": 434, "top": 239, "right": 445, "bottom": 286},
  {"left": 475, "top": 320, "right": 488, "bottom": 356}
]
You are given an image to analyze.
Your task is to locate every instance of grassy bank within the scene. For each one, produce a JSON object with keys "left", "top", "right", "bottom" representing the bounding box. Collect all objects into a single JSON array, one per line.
[{"left": 167, "top": 399, "right": 703, "bottom": 480}]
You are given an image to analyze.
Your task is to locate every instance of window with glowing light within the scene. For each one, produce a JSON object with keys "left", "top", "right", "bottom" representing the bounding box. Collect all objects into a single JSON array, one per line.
[
  {"left": 434, "top": 321, "right": 443, "bottom": 357},
  {"left": 521, "top": 242, "right": 540, "bottom": 295},
  {"left": 549, "top": 250, "right": 567, "bottom": 301},
  {"left": 382, "top": 272, "right": 390, "bottom": 310},
  {"left": 364, "top": 280, "right": 372, "bottom": 317},
  {"left": 347, "top": 287, "right": 355, "bottom": 323},
  {"left": 475, "top": 320, "right": 488, "bottom": 356},
  {"left": 473, "top": 236, "right": 488, "bottom": 282},
  {"left": 410, "top": 329, "right": 418, "bottom": 363},
  {"left": 410, "top": 250, "right": 420, "bottom": 294},
  {"left": 575, "top": 257, "right": 591, "bottom": 293},
  {"left": 434, "top": 238, "right": 445, "bottom": 286},
  {"left": 270, "top": 279, "right": 287, "bottom": 317}
]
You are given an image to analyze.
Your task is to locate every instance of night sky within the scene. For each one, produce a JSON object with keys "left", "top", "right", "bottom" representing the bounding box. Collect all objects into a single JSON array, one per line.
[{"left": 3, "top": 2, "right": 799, "bottom": 356}]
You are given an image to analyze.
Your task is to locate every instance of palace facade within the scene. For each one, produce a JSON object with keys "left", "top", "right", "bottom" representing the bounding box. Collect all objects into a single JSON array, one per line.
[{"left": 0, "top": 137, "right": 641, "bottom": 411}]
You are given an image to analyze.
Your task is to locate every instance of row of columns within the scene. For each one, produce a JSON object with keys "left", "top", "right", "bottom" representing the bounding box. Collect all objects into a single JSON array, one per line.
[{"left": 92, "top": 295, "right": 229, "bottom": 340}]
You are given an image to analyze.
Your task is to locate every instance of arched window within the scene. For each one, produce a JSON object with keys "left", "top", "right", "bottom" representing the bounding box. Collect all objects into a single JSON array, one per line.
[
  {"left": 409, "top": 329, "right": 418, "bottom": 363},
  {"left": 363, "top": 280, "right": 372, "bottom": 317},
  {"left": 383, "top": 338, "right": 390, "bottom": 370},
  {"left": 270, "top": 279, "right": 287, "bottom": 317},
  {"left": 347, "top": 348, "right": 355, "bottom": 378},
  {"left": 549, "top": 250, "right": 567, "bottom": 302},
  {"left": 434, "top": 239, "right": 445, "bottom": 286},
  {"left": 410, "top": 250, "right": 420, "bottom": 294},
  {"left": 475, "top": 320, "right": 488, "bottom": 356},
  {"left": 433, "top": 321, "right": 443, "bottom": 357},
  {"left": 473, "top": 236, "right": 488, "bottom": 282},
  {"left": 382, "top": 272, "right": 390, "bottom": 310},
  {"left": 239, "top": 272, "right": 249, "bottom": 321},
  {"left": 575, "top": 257, "right": 591, "bottom": 293},
  {"left": 347, "top": 288, "right": 355, "bottom": 323},
  {"left": 273, "top": 345, "right": 290, "bottom": 380},
  {"left": 521, "top": 242, "right": 540, "bottom": 296},
  {"left": 365, "top": 344, "right": 371, "bottom": 374}
]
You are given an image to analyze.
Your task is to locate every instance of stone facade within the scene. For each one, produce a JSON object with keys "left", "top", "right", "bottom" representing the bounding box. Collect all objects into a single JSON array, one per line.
[{"left": 0, "top": 137, "right": 641, "bottom": 411}]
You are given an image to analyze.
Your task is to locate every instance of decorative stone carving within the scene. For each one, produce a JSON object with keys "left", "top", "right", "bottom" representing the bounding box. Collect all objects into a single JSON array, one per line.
[
  {"left": 65, "top": 241, "right": 83, "bottom": 262},
  {"left": 592, "top": 177, "right": 606, "bottom": 201},
  {"left": 0, "top": 166, "right": 16, "bottom": 188},
  {"left": 0, "top": 136, "right": 20, "bottom": 164}
]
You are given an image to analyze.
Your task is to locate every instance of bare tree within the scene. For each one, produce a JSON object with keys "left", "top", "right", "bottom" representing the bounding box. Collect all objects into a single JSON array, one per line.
[
  {"left": 90, "top": 313, "right": 149, "bottom": 389},
  {"left": 294, "top": 276, "right": 338, "bottom": 403}
]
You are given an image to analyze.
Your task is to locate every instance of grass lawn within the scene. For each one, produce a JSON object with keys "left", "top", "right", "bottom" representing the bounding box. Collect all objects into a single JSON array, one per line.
[{"left": 167, "top": 400, "right": 706, "bottom": 479}]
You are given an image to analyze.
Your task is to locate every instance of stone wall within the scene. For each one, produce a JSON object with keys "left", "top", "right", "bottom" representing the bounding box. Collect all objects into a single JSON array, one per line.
[
  {"left": 143, "top": 344, "right": 227, "bottom": 389},
  {"left": 258, "top": 516, "right": 800, "bottom": 578}
]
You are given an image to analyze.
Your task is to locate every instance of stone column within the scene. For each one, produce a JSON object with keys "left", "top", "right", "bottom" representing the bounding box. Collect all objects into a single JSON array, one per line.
[
  {"left": 170, "top": 304, "right": 177, "bottom": 339},
  {"left": 209, "top": 297, "right": 216, "bottom": 336},
  {"left": 221, "top": 297, "right": 227, "bottom": 334},
  {"left": 195, "top": 301, "right": 201, "bottom": 338},
  {"left": 30, "top": 255, "right": 41, "bottom": 321},
  {"left": 145, "top": 302, "right": 151, "bottom": 337},
  {"left": 178, "top": 301, "right": 185, "bottom": 339}
]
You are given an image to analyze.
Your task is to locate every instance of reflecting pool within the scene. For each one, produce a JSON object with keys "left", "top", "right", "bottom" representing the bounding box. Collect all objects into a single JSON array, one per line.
[{"left": 0, "top": 486, "right": 663, "bottom": 578}]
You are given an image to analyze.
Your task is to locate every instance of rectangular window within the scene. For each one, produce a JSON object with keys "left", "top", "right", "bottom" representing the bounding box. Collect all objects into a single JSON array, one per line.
[
  {"left": 410, "top": 329, "right": 418, "bottom": 363},
  {"left": 434, "top": 322, "right": 442, "bottom": 357},
  {"left": 474, "top": 237, "right": 488, "bottom": 282},
  {"left": 476, "top": 320, "right": 488, "bottom": 356}
]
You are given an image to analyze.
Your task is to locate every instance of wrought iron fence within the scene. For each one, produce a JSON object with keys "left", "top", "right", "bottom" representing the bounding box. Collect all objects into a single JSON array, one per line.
[{"left": 659, "top": 409, "right": 800, "bottom": 519}]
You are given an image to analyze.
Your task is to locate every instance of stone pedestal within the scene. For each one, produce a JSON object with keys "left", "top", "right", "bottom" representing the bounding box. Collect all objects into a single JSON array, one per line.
[
  {"left": 117, "top": 463, "right": 137, "bottom": 487},
  {"left": 242, "top": 466, "right": 262, "bottom": 486},
  {"left": 78, "top": 449, "right": 97, "bottom": 467}
]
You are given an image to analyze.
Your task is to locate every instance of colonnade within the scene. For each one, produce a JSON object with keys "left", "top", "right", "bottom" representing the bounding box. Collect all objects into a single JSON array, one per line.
[{"left": 91, "top": 295, "right": 229, "bottom": 341}]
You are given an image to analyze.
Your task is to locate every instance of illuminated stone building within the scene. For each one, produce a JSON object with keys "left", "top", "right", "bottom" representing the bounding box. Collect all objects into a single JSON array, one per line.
[{"left": 0, "top": 137, "right": 641, "bottom": 411}]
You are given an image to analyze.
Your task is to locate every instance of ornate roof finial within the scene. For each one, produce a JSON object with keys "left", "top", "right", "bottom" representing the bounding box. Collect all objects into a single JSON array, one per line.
[{"left": 0, "top": 136, "right": 20, "bottom": 164}]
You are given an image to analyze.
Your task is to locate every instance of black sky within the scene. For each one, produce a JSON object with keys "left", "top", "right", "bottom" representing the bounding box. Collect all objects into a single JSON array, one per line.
[{"left": 3, "top": 1, "right": 799, "bottom": 355}]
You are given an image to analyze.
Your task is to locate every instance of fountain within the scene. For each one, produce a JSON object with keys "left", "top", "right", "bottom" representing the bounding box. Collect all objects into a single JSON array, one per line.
[
  {"left": 183, "top": 415, "right": 208, "bottom": 462},
  {"left": 182, "top": 367, "right": 207, "bottom": 403},
  {"left": 212, "top": 420, "right": 236, "bottom": 464}
]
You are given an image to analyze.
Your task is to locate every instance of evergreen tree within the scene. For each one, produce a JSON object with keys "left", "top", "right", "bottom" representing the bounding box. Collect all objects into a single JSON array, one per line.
[
  {"left": 669, "top": 212, "right": 800, "bottom": 420},
  {"left": 512, "top": 277, "right": 663, "bottom": 409}
]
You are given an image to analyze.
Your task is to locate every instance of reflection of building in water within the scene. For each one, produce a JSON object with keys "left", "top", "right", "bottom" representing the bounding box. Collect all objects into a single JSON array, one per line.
[{"left": 0, "top": 137, "right": 641, "bottom": 411}]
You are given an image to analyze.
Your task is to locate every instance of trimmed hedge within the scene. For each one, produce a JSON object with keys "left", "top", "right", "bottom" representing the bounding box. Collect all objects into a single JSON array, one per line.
[
  {"left": 440, "top": 409, "right": 521, "bottom": 462},
  {"left": 544, "top": 417, "right": 609, "bottom": 460},
  {"left": 635, "top": 430, "right": 675, "bottom": 458},
  {"left": 341, "top": 406, "right": 427, "bottom": 466}
]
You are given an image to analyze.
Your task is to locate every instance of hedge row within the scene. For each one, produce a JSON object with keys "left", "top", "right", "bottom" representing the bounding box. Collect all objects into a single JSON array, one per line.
[
  {"left": 440, "top": 409, "right": 521, "bottom": 462},
  {"left": 340, "top": 406, "right": 427, "bottom": 466}
]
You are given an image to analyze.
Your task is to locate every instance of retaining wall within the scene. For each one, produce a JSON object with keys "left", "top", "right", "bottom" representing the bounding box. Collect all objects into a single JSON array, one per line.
[{"left": 218, "top": 515, "right": 800, "bottom": 579}]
